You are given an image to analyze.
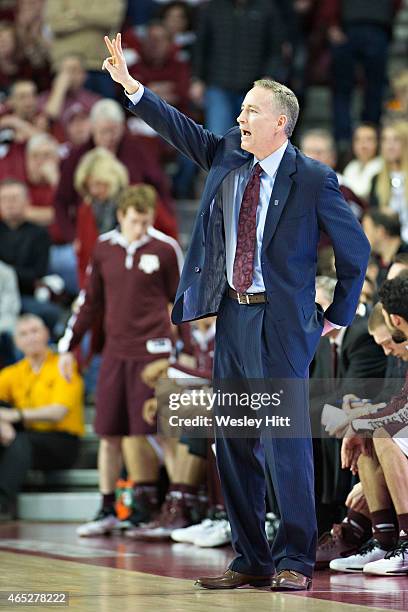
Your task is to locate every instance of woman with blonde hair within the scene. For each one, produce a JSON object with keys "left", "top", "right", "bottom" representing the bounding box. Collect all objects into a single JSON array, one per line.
[
  {"left": 74, "top": 147, "right": 129, "bottom": 287},
  {"left": 370, "top": 121, "right": 408, "bottom": 242}
]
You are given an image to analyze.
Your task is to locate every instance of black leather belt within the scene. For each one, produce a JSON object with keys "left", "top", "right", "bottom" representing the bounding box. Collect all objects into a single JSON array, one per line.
[{"left": 228, "top": 288, "right": 267, "bottom": 304}]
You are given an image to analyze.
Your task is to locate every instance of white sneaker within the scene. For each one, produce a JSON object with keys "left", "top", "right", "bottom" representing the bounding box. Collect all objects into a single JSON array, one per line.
[
  {"left": 363, "top": 539, "right": 408, "bottom": 575},
  {"left": 76, "top": 509, "right": 120, "bottom": 537},
  {"left": 194, "top": 519, "right": 231, "bottom": 547},
  {"left": 171, "top": 519, "right": 214, "bottom": 543},
  {"left": 330, "top": 539, "right": 387, "bottom": 572},
  {"left": 265, "top": 512, "right": 280, "bottom": 542}
]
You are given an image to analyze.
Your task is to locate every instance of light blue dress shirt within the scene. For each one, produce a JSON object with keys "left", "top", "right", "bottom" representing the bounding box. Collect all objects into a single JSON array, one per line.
[{"left": 222, "top": 141, "right": 288, "bottom": 292}]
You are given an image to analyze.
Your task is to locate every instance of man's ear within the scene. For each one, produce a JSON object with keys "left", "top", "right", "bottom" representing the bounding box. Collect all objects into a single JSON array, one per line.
[
  {"left": 390, "top": 313, "right": 402, "bottom": 328},
  {"left": 277, "top": 114, "right": 287, "bottom": 131}
]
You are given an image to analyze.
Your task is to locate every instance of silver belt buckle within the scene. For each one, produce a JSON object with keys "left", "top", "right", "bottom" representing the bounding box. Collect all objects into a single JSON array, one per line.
[{"left": 237, "top": 293, "right": 250, "bottom": 305}]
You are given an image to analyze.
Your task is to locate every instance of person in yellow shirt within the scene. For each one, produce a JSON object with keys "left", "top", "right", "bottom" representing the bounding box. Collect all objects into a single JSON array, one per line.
[{"left": 0, "top": 314, "right": 84, "bottom": 518}]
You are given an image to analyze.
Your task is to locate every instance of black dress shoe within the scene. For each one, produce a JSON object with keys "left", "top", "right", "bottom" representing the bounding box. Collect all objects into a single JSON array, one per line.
[
  {"left": 195, "top": 569, "right": 272, "bottom": 589},
  {"left": 271, "top": 569, "right": 312, "bottom": 591}
]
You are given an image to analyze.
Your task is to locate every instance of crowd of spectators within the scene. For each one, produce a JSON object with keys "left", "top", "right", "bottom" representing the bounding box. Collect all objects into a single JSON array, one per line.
[{"left": 0, "top": 0, "right": 408, "bottom": 576}]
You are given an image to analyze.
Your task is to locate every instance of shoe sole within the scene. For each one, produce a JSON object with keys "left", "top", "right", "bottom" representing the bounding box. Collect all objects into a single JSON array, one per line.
[
  {"left": 364, "top": 568, "right": 408, "bottom": 576},
  {"left": 330, "top": 566, "right": 363, "bottom": 573},
  {"left": 196, "top": 578, "right": 272, "bottom": 589},
  {"left": 271, "top": 582, "right": 312, "bottom": 591}
]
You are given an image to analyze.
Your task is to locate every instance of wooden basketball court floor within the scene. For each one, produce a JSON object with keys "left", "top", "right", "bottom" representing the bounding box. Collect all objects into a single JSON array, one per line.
[{"left": 0, "top": 522, "right": 407, "bottom": 611}]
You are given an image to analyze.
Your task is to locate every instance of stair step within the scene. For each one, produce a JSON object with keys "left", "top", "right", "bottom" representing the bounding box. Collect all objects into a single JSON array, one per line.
[
  {"left": 17, "top": 492, "right": 100, "bottom": 522},
  {"left": 25, "top": 469, "right": 99, "bottom": 489}
]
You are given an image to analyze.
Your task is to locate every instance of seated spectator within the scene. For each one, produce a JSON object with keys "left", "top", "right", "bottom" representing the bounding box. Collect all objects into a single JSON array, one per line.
[
  {"left": 74, "top": 147, "right": 129, "bottom": 287},
  {"left": 0, "top": 261, "right": 20, "bottom": 368},
  {"left": 38, "top": 54, "right": 100, "bottom": 131},
  {"left": 159, "top": 1, "right": 197, "bottom": 60},
  {"left": 300, "top": 128, "right": 367, "bottom": 220},
  {"left": 123, "top": 21, "right": 196, "bottom": 198},
  {"left": 362, "top": 210, "right": 408, "bottom": 287},
  {"left": 0, "top": 79, "right": 47, "bottom": 143},
  {"left": 315, "top": 296, "right": 408, "bottom": 569},
  {"left": 54, "top": 98, "right": 174, "bottom": 243},
  {"left": 60, "top": 103, "right": 91, "bottom": 155},
  {"left": 370, "top": 121, "right": 408, "bottom": 242},
  {"left": 314, "top": 289, "right": 387, "bottom": 529},
  {"left": 125, "top": 22, "right": 191, "bottom": 114},
  {"left": 0, "top": 314, "right": 84, "bottom": 519},
  {"left": 0, "top": 80, "right": 49, "bottom": 183},
  {"left": 24, "top": 133, "right": 60, "bottom": 233},
  {"left": 333, "top": 275, "right": 408, "bottom": 575},
  {"left": 343, "top": 124, "right": 383, "bottom": 200},
  {"left": 0, "top": 179, "right": 61, "bottom": 334},
  {"left": 44, "top": 0, "right": 126, "bottom": 98}
]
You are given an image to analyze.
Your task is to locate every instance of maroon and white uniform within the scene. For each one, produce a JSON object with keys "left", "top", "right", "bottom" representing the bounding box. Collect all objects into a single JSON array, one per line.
[{"left": 59, "top": 226, "right": 183, "bottom": 435}]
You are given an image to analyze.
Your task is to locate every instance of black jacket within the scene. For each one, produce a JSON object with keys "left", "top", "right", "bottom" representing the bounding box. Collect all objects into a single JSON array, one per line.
[
  {"left": 192, "top": 0, "right": 285, "bottom": 91},
  {"left": 0, "top": 221, "right": 50, "bottom": 295}
]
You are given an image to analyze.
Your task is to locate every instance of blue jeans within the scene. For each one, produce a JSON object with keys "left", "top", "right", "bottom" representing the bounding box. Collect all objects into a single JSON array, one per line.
[
  {"left": 331, "top": 24, "right": 389, "bottom": 142},
  {"left": 49, "top": 244, "right": 79, "bottom": 297},
  {"left": 204, "top": 86, "right": 245, "bottom": 136}
]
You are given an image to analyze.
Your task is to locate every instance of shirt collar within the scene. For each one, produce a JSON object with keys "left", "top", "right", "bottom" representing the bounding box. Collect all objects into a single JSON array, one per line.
[
  {"left": 330, "top": 326, "right": 347, "bottom": 348},
  {"left": 253, "top": 140, "right": 289, "bottom": 178},
  {"left": 109, "top": 227, "right": 151, "bottom": 252}
]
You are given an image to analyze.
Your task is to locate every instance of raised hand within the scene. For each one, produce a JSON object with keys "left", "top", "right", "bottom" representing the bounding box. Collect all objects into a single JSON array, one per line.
[{"left": 102, "top": 33, "right": 139, "bottom": 94}]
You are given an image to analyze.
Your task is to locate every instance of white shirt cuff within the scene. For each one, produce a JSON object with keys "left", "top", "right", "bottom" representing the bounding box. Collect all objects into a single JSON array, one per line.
[
  {"left": 325, "top": 319, "right": 342, "bottom": 330},
  {"left": 125, "top": 83, "right": 144, "bottom": 105}
]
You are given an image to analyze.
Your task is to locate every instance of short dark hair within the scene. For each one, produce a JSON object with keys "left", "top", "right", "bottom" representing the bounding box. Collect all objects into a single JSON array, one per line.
[
  {"left": 392, "top": 252, "right": 408, "bottom": 266},
  {"left": 353, "top": 122, "right": 379, "bottom": 137},
  {"left": 378, "top": 273, "right": 408, "bottom": 321},
  {"left": 365, "top": 210, "right": 401, "bottom": 237},
  {"left": 0, "top": 178, "right": 28, "bottom": 196},
  {"left": 159, "top": 1, "right": 193, "bottom": 30}
]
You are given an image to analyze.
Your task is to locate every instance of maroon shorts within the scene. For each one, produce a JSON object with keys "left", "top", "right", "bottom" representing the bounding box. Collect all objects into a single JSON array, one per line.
[{"left": 94, "top": 354, "right": 157, "bottom": 436}]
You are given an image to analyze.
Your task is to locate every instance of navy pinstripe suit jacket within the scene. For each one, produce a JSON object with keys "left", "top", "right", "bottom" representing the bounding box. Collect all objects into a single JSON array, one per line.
[{"left": 125, "top": 88, "right": 370, "bottom": 377}]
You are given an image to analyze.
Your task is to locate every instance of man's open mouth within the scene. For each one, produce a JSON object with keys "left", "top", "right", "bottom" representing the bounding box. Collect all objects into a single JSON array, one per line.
[{"left": 241, "top": 130, "right": 251, "bottom": 136}]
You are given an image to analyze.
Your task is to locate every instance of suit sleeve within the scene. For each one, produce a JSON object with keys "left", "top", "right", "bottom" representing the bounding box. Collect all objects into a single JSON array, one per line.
[
  {"left": 124, "top": 87, "right": 220, "bottom": 172},
  {"left": 317, "top": 171, "right": 371, "bottom": 326}
]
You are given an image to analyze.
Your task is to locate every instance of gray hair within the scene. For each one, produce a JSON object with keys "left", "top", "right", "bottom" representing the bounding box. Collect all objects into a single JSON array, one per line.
[
  {"left": 300, "top": 128, "right": 336, "bottom": 154},
  {"left": 316, "top": 275, "right": 337, "bottom": 303},
  {"left": 254, "top": 78, "right": 299, "bottom": 137},
  {"left": 90, "top": 99, "right": 125, "bottom": 124},
  {"left": 27, "top": 133, "right": 59, "bottom": 155}
]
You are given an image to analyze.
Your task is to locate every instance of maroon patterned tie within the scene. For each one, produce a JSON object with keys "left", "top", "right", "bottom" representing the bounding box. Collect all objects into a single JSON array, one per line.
[{"left": 232, "top": 162, "right": 263, "bottom": 293}]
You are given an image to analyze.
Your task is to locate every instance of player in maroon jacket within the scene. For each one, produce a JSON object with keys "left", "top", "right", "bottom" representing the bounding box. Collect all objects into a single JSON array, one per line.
[{"left": 58, "top": 185, "right": 183, "bottom": 536}]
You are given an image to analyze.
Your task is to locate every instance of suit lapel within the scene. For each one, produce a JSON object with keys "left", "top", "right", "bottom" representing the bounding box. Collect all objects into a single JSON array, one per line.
[
  {"left": 261, "top": 143, "right": 297, "bottom": 255},
  {"left": 200, "top": 131, "right": 252, "bottom": 214}
]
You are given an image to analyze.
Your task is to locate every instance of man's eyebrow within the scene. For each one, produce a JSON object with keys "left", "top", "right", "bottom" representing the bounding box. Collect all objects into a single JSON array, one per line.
[{"left": 241, "top": 103, "right": 261, "bottom": 110}]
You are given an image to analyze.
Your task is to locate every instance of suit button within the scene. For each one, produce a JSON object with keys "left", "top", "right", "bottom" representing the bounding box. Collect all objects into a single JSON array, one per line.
[{"left": 194, "top": 266, "right": 201, "bottom": 273}]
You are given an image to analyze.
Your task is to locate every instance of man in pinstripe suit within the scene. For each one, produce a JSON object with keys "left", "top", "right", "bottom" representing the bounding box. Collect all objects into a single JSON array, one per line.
[{"left": 103, "top": 33, "right": 370, "bottom": 591}]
